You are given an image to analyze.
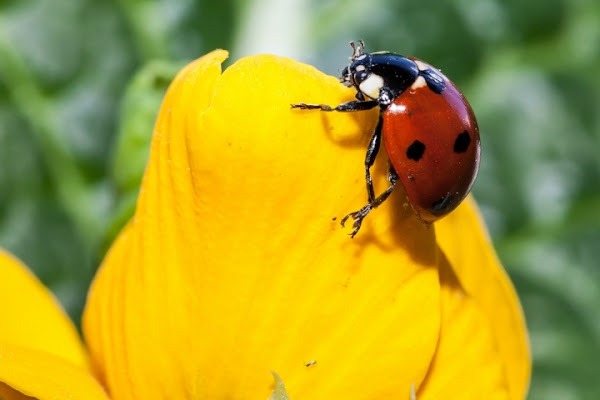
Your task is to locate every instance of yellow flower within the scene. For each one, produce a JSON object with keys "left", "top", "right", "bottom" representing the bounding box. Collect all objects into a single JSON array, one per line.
[
  {"left": 0, "top": 50, "right": 530, "bottom": 400},
  {"left": 0, "top": 249, "right": 108, "bottom": 399}
]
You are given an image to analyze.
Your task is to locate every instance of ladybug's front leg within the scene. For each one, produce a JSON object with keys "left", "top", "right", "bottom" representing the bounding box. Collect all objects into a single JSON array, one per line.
[{"left": 291, "top": 99, "right": 378, "bottom": 112}]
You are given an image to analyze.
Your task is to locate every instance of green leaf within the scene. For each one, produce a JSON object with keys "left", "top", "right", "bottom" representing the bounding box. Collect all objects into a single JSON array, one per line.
[
  {"left": 111, "top": 60, "right": 183, "bottom": 193},
  {"left": 269, "top": 371, "right": 291, "bottom": 400}
]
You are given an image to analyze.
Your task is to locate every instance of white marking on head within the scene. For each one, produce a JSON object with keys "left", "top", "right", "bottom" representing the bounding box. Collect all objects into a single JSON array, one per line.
[
  {"left": 358, "top": 73, "right": 384, "bottom": 99},
  {"left": 410, "top": 75, "right": 427, "bottom": 90},
  {"left": 355, "top": 64, "right": 366, "bottom": 72},
  {"left": 414, "top": 60, "right": 429, "bottom": 71}
]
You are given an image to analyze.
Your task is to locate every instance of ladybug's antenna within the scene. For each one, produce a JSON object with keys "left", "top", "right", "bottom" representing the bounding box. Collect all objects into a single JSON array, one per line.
[{"left": 349, "top": 40, "right": 365, "bottom": 60}]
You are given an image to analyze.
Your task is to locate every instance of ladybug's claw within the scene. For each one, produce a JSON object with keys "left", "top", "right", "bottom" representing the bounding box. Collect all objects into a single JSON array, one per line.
[
  {"left": 290, "top": 102, "right": 334, "bottom": 111},
  {"left": 340, "top": 205, "right": 372, "bottom": 238}
]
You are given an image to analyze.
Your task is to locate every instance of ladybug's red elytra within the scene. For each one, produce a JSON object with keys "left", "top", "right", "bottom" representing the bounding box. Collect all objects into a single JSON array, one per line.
[{"left": 292, "top": 41, "right": 480, "bottom": 237}]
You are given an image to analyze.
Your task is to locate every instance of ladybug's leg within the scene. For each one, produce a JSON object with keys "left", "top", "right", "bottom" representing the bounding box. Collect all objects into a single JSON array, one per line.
[
  {"left": 291, "top": 99, "right": 378, "bottom": 112},
  {"left": 341, "top": 166, "right": 398, "bottom": 238},
  {"left": 370, "top": 166, "right": 398, "bottom": 208},
  {"left": 364, "top": 115, "right": 384, "bottom": 203}
]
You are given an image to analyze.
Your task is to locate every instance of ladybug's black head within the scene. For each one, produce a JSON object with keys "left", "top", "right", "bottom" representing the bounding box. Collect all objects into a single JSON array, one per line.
[{"left": 340, "top": 41, "right": 420, "bottom": 105}]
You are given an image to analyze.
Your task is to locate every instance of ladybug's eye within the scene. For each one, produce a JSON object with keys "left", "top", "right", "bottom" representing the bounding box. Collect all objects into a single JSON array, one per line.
[
  {"left": 353, "top": 70, "right": 368, "bottom": 84},
  {"left": 340, "top": 66, "right": 351, "bottom": 84}
]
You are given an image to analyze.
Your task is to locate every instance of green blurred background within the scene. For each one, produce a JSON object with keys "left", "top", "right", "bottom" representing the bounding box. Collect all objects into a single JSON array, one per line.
[{"left": 1, "top": 0, "right": 599, "bottom": 398}]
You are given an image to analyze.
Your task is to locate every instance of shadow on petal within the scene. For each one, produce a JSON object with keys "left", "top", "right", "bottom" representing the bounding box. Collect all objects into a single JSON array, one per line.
[
  {"left": 433, "top": 197, "right": 530, "bottom": 399},
  {"left": 418, "top": 250, "right": 512, "bottom": 400}
]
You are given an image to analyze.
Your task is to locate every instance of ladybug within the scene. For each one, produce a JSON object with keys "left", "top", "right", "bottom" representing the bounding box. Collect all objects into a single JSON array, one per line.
[{"left": 292, "top": 41, "right": 480, "bottom": 237}]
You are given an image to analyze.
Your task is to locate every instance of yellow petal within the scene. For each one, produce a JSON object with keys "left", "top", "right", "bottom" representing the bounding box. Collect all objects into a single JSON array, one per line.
[
  {"left": 84, "top": 50, "right": 443, "bottom": 399},
  {"left": 418, "top": 252, "right": 511, "bottom": 400},
  {"left": 0, "top": 343, "right": 108, "bottom": 400},
  {"left": 0, "top": 249, "right": 89, "bottom": 369},
  {"left": 434, "top": 197, "right": 531, "bottom": 399}
]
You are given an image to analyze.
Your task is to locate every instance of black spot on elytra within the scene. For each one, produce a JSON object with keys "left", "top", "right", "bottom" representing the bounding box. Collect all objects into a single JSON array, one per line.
[
  {"left": 406, "top": 140, "right": 425, "bottom": 161},
  {"left": 432, "top": 193, "right": 454, "bottom": 213},
  {"left": 453, "top": 131, "right": 471, "bottom": 153}
]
